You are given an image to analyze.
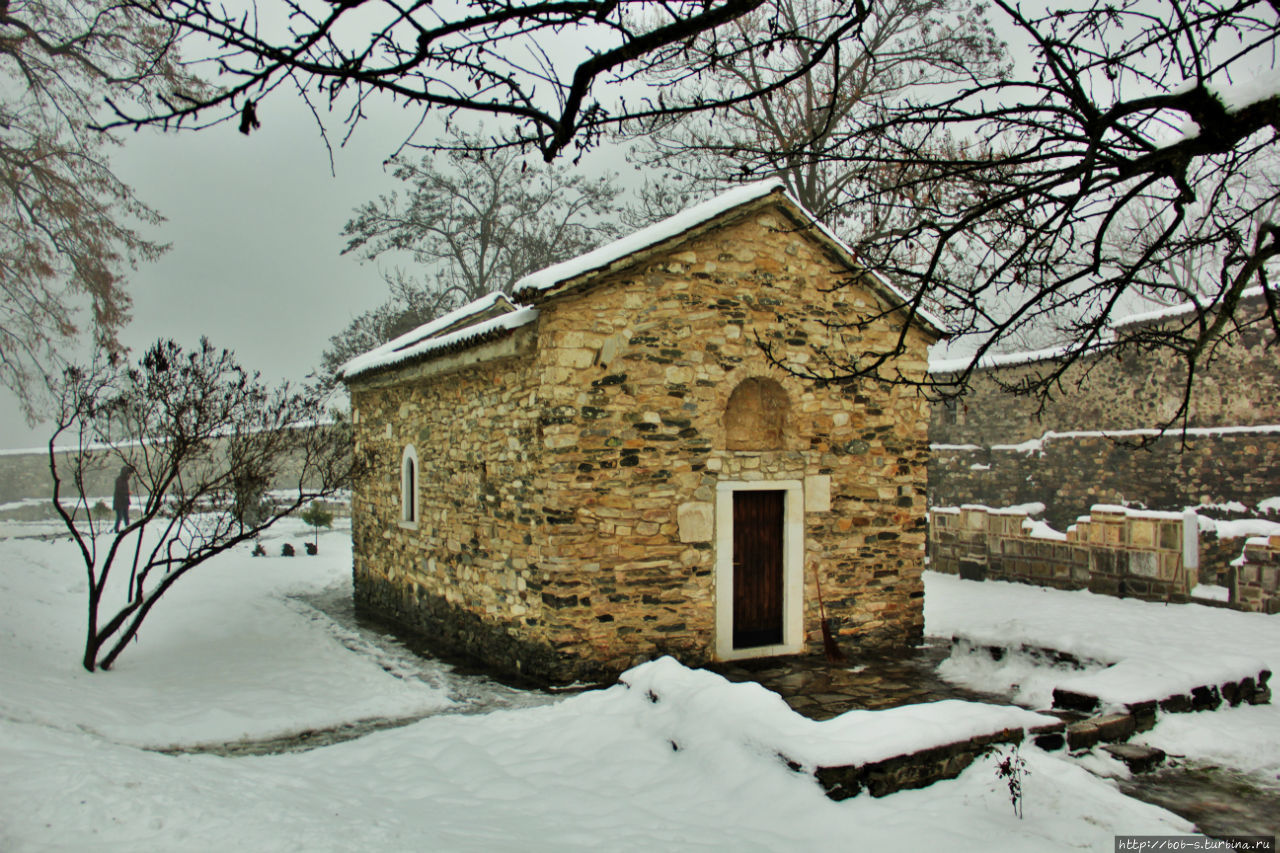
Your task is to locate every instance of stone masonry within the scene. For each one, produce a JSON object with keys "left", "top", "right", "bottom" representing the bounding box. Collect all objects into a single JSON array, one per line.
[
  {"left": 346, "top": 186, "right": 939, "bottom": 683},
  {"left": 930, "top": 505, "right": 1199, "bottom": 602},
  {"left": 928, "top": 295, "right": 1280, "bottom": 529},
  {"left": 1234, "top": 536, "right": 1280, "bottom": 614}
]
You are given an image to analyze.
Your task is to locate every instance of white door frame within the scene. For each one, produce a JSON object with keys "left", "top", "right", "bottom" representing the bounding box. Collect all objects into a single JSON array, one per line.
[{"left": 713, "top": 478, "right": 805, "bottom": 661}]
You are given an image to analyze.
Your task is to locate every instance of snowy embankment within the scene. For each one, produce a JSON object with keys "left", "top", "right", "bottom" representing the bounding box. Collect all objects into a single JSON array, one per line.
[
  {"left": 926, "top": 571, "right": 1280, "bottom": 779},
  {"left": 0, "top": 521, "right": 453, "bottom": 748},
  {"left": 2, "top": 527, "right": 1195, "bottom": 851}
]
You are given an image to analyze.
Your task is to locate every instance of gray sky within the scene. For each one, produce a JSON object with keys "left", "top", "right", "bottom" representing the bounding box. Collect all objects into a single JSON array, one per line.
[{"left": 0, "top": 98, "right": 430, "bottom": 450}]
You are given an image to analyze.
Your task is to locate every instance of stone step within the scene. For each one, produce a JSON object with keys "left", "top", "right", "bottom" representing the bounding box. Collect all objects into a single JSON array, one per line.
[{"left": 1102, "top": 743, "right": 1166, "bottom": 774}]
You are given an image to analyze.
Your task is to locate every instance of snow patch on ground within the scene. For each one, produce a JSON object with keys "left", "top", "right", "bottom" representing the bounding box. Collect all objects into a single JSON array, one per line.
[
  {"left": 0, "top": 524, "right": 454, "bottom": 748},
  {"left": 0, "top": 529, "right": 1199, "bottom": 850},
  {"left": 1190, "top": 583, "right": 1230, "bottom": 602},
  {"left": 926, "top": 571, "right": 1280, "bottom": 781},
  {"left": 926, "top": 571, "right": 1279, "bottom": 711}
]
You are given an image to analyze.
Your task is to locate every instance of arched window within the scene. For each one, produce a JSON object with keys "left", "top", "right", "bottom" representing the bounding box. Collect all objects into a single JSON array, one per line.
[
  {"left": 400, "top": 445, "right": 419, "bottom": 526},
  {"left": 725, "top": 377, "right": 788, "bottom": 450}
]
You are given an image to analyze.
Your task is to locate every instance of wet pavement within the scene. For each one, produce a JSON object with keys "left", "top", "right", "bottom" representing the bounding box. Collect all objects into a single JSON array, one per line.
[
  {"left": 1119, "top": 762, "right": 1280, "bottom": 840},
  {"left": 711, "top": 644, "right": 1280, "bottom": 841},
  {"left": 707, "top": 641, "right": 1013, "bottom": 720}
]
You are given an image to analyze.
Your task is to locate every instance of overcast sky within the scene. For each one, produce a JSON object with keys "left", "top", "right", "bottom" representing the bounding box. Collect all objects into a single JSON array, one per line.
[{"left": 0, "top": 98, "right": 447, "bottom": 450}]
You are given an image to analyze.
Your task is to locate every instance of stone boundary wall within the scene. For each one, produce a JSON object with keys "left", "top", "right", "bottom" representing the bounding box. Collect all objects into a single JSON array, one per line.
[
  {"left": 930, "top": 297, "right": 1279, "bottom": 447},
  {"left": 0, "top": 429, "right": 345, "bottom": 506},
  {"left": 926, "top": 296, "right": 1279, "bottom": 531},
  {"left": 0, "top": 449, "right": 132, "bottom": 504},
  {"left": 928, "top": 430, "right": 1280, "bottom": 532},
  {"left": 929, "top": 505, "right": 1198, "bottom": 602}
]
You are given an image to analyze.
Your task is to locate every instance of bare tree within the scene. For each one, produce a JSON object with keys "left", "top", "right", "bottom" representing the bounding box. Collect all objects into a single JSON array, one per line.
[
  {"left": 50, "top": 339, "right": 354, "bottom": 672},
  {"left": 322, "top": 131, "right": 623, "bottom": 380},
  {"left": 0, "top": 0, "right": 200, "bottom": 417},
  {"left": 102, "top": 0, "right": 871, "bottom": 160},
  {"left": 630, "top": 0, "right": 1006, "bottom": 233},
  {"left": 92, "top": 0, "right": 1277, "bottom": 431},
  {"left": 754, "top": 0, "right": 1279, "bottom": 430},
  {"left": 1112, "top": 157, "right": 1280, "bottom": 311}
]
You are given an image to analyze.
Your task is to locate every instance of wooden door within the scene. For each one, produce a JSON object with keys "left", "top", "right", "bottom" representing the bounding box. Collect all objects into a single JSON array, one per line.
[{"left": 732, "top": 490, "right": 785, "bottom": 649}]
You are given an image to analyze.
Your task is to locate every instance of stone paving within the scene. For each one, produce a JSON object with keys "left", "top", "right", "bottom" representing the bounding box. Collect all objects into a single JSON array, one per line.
[{"left": 706, "top": 640, "right": 1012, "bottom": 720}]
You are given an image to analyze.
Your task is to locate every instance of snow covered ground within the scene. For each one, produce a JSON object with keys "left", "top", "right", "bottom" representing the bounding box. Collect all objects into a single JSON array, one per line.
[
  {"left": 927, "top": 571, "right": 1280, "bottom": 786},
  {"left": 2, "top": 523, "right": 1258, "bottom": 851}
]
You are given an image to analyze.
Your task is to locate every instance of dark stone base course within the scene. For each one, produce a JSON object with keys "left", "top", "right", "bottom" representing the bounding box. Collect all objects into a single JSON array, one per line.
[
  {"left": 355, "top": 571, "right": 615, "bottom": 685},
  {"left": 813, "top": 727, "right": 1046, "bottom": 800},
  {"left": 1087, "top": 574, "right": 1190, "bottom": 604},
  {"left": 356, "top": 569, "right": 923, "bottom": 686},
  {"left": 355, "top": 570, "right": 725, "bottom": 686},
  {"left": 1052, "top": 670, "right": 1272, "bottom": 718}
]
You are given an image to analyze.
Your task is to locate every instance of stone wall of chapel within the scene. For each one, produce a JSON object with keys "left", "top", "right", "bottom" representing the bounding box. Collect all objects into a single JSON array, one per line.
[
  {"left": 527, "top": 209, "right": 934, "bottom": 674},
  {"left": 347, "top": 340, "right": 569, "bottom": 677}
]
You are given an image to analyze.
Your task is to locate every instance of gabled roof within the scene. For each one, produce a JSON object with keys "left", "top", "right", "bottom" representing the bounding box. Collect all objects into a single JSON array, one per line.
[
  {"left": 512, "top": 178, "right": 944, "bottom": 338},
  {"left": 338, "top": 292, "right": 536, "bottom": 381},
  {"left": 341, "top": 181, "right": 945, "bottom": 383}
]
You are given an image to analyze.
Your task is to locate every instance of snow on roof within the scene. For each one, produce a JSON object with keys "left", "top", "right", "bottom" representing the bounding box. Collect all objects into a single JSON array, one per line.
[
  {"left": 930, "top": 285, "right": 1274, "bottom": 375},
  {"left": 512, "top": 178, "right": 944, "bottom": 334},
  {"left": 343, "top": 181, "right": 954, "bottom": 383},
  {"left": 514, "top": 179, "right": 787, "bottom": 296},
  {"left": 1114, "top": 285, "right": 1270, "bottom": 331},
  {"left": 928, "top": 340, "right": 1099, "bottom": 375},
  {"left": 338, "top": 292, "right": 537, "bottom": 381}
]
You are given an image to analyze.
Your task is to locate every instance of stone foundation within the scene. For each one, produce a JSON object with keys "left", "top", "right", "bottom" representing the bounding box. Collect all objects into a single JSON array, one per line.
[
  {"left": 1232, "top": 536, "right": 1280, "bottom": 614},
  {"left": 352, "top": 569, "right": 617, "bottom": 684}
]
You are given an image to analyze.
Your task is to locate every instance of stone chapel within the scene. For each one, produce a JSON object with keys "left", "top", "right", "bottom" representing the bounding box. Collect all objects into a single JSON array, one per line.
[{"left": 340, "top": 179, "right": 942, "bottom": 683}]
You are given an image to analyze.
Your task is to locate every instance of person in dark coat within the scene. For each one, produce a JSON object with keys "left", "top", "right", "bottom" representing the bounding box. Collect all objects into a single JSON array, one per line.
[{"left": 112, "top": 466, "right": 132, "bottom": 533}]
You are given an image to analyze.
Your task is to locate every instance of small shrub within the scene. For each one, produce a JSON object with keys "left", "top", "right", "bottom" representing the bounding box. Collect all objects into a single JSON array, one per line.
[
  {"left": 281, "top": 543, "right": 295, "bottom": 557},
  {"left": 251, "top": 543, "right": 266, "bottom": 557},
  {"left": 988, "top": 745, "right": 1029, "bottom": 819},
  {"left": 299, "top": 500, "right": 333, "bottom": 553}
]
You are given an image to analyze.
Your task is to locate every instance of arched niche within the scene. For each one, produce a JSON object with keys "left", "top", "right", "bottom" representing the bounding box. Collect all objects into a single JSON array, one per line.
[{"left": 725, "top": 377, "right": 789, "bottom": 450}]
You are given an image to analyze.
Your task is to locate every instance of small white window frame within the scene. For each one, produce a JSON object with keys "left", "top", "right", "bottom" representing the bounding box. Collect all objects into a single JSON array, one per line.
[{"left": 399, "top": 445, "right": 419, "bottom": 529}]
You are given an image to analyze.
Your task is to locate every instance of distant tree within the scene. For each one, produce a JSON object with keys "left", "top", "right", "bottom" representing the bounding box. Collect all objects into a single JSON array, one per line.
[
  {"left": 0, "top": 0, "right": 200, "bottom": 417},
  {"left": 299, "top": 500, "right": 333, "bottom": 553},
  {"left": 322, "top": 131, "right": 624, "bottom": 381},
  {"left": 50, "top": 339, "right": 354, "bottom": 672},
  {"left": 98, "top": 0, "right": 1278, "bottom": 430},
  {"left": 319, "top": 272, "right": 458, "bottom": 385},
  {"left": 749, "top": 0, "right": 1280, "bottom": 431},
  {"left": 630, "top": 0, "right": 1006, "bottom": 235},
  {"left": 1111, "top": 169, "right": 1280, "bottom": 312}
]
